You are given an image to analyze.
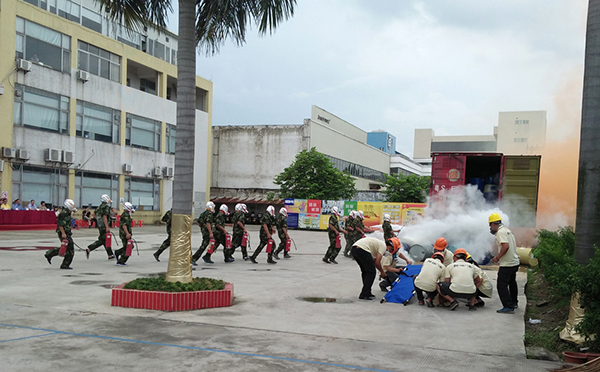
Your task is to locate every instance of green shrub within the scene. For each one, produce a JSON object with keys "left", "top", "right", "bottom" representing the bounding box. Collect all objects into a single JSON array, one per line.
[
  {"left": 533, "top": 227, "right": 578, "bottom": 297},
  {"left": 123, "top": 277, "right": 226, "bottom": 292},
  {"left": 574, "top": 247, "right": 600, "bottom": 351}
]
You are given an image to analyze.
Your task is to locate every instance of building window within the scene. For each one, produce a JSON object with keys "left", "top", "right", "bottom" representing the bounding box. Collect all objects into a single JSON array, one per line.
[
  {"left": 514, "top": 138, "right": 528, "bottom": 143},
  {"left": 125, "top": 177, "right": 159, "bottom": 211},
  {"left": 15, "top": 17, "right": 71, "bottom": 73},
  {"left": 166, "top": 124, "right": 176, "bottom": 154},
  {"left": 515, "top": 119, "right": 529, "bottom": 124},
  {"left": 139, "top": 78, "right": 156, "bottom": 95},
  {"left": 324, "top": 155, "right": 387, "bottom": 182},
  {"left": 76, "top": 101, "right": 120, "bottom": 143},
  {"left": 12, "top": 165, "right": 67, "bottom": 209},
  {"left": 78, "top": 41, "right": 121, "bottom": 82},
  {"left": 14, "top": 85, "right": 69, "bottom": 134},
  {"left": 126, "top": 114, "right": 161, "bottom": 151},
  {"left": 58, "top": 0, "right": 81, "bottom": 23},
  {"left": 74, "top": 172, "right": 119, "bottom": 209}
]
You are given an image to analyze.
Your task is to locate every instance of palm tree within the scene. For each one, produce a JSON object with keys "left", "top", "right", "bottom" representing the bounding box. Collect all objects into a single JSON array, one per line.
[
  {"left": 575, "top": 0, "right": 600, "bottom": 265},
  {"left": 99, "top": 0, "right": 296, "bottom": 282}
]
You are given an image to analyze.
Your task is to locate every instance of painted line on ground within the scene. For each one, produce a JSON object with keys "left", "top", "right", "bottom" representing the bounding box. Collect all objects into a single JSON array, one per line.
[
  {"left": 0, "top": 332, "right": 58, "bottom": 343},
  {"left": 0, "top": 323, "right": 395, "bottom": 372}
]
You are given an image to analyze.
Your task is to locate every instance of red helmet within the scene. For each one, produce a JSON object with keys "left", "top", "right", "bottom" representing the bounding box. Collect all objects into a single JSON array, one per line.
[
  {"left": 434, "top": 237, "right": 447, "bottom": 251},
  {"left": 453, "top": 248, "right": 468, "bottom": 258},
  {"left": 432, "top": 252, "right": 445, "bottom": 262}
]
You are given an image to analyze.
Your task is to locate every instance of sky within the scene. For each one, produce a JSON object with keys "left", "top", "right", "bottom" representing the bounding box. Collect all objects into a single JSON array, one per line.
[{"left": 167, "top": 0, "right": 588, "bottom": 158}]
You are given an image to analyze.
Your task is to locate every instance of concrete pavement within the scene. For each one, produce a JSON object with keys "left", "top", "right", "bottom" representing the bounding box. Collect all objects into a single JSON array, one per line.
[{"left": 0, "top": 225, "right": 566, "bottom": 371}]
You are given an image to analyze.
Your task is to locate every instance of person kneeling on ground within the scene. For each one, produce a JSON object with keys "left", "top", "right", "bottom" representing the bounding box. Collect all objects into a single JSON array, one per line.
[
  {"left": 437, "top": 248, "right": 481, "bottom": 311},
  {"left": 466, "top": 254, "right": 493, "bottom": 307},
  {"left": 379, "top": 237, "right": 413, "bottom": 292},
  {"left": 413, "top": 252, "right": 446, "bottom": 307}
]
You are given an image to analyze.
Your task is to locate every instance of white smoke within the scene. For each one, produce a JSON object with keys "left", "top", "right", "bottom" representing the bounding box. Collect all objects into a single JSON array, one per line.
[{"left": 398, "top": 185, "right": 511, "bottom": 263}]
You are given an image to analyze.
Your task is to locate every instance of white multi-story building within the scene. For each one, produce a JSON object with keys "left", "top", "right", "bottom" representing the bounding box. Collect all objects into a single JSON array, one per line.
[{"left": 0, "top": 0, "right": 213, "bottom": 222}]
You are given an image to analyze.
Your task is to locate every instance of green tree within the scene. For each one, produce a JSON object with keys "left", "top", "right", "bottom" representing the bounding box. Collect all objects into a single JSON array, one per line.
[
  {"left": 382, "top": 174, "right": 430, "bottom": 203},
  {"left": 99, "top": 0, "right": 296, "bottom": 282},
  {"left": 274, "top": 148, "right": 357, "bottom": 200}
]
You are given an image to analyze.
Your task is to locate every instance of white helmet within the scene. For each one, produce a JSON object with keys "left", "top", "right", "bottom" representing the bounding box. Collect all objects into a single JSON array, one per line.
[
  {"left": 123, "top": 202, "right": 135, "bottom": 213},
  {"left": 63, "top": 199, "right": 76, "bottom": 212},
  {"left": 279, "top": 207, "right": 288, "bottom": 217},
  {"left": 350, "top": 210, "right": 356, "bottom": 219},
  {"left": 240, "top": 203, "right": 248, "bottom": 213},
  {"left": 331, "top": 206, "right": 340, "bottom": 217},
  {"left": 383, "top": 214, "right": 390, "bottom": 222},
  {"left": 101, "top": 194, "right": 112, "bottom": 204},
  {"left": 266, "top": 205, "right": 275, "bottom": 216},
  {"left": 206, "top": 201, "right": 215, "bottom": 212},
  {"left": 235, "top": 203, "right": 242, "bottom": 211},
  {"left": 219, "top": 204, "right": 229, "bottom": 215},
  {"left": 358, "top": 210, "right": 364, "bottom": 220}
]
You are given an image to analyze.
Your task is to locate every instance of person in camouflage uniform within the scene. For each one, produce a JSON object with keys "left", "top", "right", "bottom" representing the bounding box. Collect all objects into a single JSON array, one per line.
[
  {"left": 86, "top": 194, "right": 115, "bottom": 260},
  {"left": 249, "top": 205, "right": 277, "bottom": 264},
  {"left": 228, "top": 203, "right": 249, "bottom": 261},
  {"left": 44, "top": 199, "right": 77, "bottom": 269},
  {"left": 192, "top": 202, "right": 215, "bottom": 265},
  {"left": 323, "top": 206, "right": 346, "bottom": 264},
  {"left": 203, "top": 204, "right": 231, "bottom": 264},
  {"left": 382, "top": 214, "right": 397, "bottom": 241},
  {"left": 153, "top": 209, "right": 172, "bottom": 262},
  {"left": 343, "top": 211, "right": 356, "bottom": 258},
  {"left": 115, "top": 202, "right": 135, "bottom": 266},
  {"left": 353, "top": 210, "right": 368, "bottom": 242},
  {"left": 273, "top": 207, "right": 291, "bottom": 259}
]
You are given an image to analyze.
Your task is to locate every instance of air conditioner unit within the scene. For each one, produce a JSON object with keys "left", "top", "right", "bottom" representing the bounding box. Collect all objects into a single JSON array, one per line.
[
  {"left": 2, "top": 147, "right": 15, "bottom": 158},
  {"left": 77, "top": 70, "right": 90, "bottom": 82},
  {"left": 123, "top": 163, "right": 133, "bottom": 173},
  {"left": 153, "top": 166, "right": 162, "bottom": 177},
  {"left": 45, "top": 148, "right": 61, "bottom": 162},
  {"left": 16, "top": 149, "right": 29, "bottom": 160},
  {"left": 62, "top": 150, "right": 74, "bottom": 164},
  {"left": 17, "top": 59, "right": 32, "bottom": 72},
  {"left": 163, "top": 167, "right": 174, "bottom": 178}
]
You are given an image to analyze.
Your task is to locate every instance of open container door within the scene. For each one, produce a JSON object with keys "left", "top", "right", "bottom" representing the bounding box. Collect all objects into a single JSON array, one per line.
[
  {"left": 430, "top": 153, "right": 467, "bottom": 196},
  {"left": 500, "top": 155, "right": 541, "bottom": 227}
]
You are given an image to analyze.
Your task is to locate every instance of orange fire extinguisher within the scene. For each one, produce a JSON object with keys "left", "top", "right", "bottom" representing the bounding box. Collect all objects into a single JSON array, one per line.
[
  {"left": 125, "top": 239, "right": 133, "bottom": 256},
  {"left": 207, "top": 239, "right": 215, "bottom": 254},
  {"left": 58, "top": 239, "right": 68, "bottom": 257},
  {"left": 266, "top": 239, "right": 274, "bottom": 253},
  {"left": 225, "top": 234, "right": 232, "bottom": 249}
]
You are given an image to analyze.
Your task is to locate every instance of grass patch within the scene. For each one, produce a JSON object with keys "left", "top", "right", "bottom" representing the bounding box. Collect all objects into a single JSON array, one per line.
[
  {"left": 524, "top": 268, "right": 578, "bottom": 356},
  {"left": 123, "top": 277, "right": 226, "bottom": 292}
]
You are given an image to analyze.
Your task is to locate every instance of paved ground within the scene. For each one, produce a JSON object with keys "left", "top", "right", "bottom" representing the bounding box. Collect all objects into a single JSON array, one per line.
[{"left": 0, "top": 224, "right": 567, "bottom": 371}]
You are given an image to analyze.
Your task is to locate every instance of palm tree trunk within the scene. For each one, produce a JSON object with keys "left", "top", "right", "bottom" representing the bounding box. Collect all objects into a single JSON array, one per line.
[
  {"left": 165, "top": 0, "right": 196, "bottom": 282},
  {"left": 575, "top": 0, "right": 600, "bottom": 264}
]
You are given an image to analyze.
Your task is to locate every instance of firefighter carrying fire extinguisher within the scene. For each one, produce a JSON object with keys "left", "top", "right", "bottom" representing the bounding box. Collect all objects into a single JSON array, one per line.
[
  {"left": 44, "top": 199, "right": 77, "bottom": 270},
  {"left": 86, "top": 194, "right": 115, "bottom": 260},
  {"left": 228, "top": 203, "right": 250, "bottom": 261},
  {"left": 203, "top": 204, "right": 231, "bottom": 264},
  {"left": 323, "top": 206, "right": 347, "bottom": 264},
  {"left": 249, "top": 205, "right": 277, "bottom": 264},
  {"left": 273, "top": 207, "right": 291, "bottom": 260},
  {"left": 114, "top": 202, "right": 135, "bottom": 266}
]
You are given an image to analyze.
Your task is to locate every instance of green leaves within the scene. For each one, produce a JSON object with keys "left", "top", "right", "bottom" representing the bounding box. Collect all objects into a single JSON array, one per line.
[
  {"left": 123, "top": 277, "right": 226, "bottom": 292},
  {"left": 382, "top": 174, "right": 430, "bottom": 203},
  {"left": 273, "top": 148, "right": 357, "bottom": 200}
]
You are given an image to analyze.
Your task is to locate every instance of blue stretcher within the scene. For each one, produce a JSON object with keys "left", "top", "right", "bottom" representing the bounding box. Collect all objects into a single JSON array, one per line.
[{"left": 381, "top": 264, "right": 422, "bottom": 305}]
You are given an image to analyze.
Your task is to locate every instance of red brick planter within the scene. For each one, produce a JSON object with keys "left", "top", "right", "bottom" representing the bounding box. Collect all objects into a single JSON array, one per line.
[{"left": 111, "top": 282, "right": 233, "bottom": 311}]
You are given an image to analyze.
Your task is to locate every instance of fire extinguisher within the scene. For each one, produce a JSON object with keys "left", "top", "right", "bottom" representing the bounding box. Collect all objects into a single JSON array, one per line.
[
  {"left": 125, "top": 239, "right": 133, "bottom": 257},
  {"left": 225, "top": 234, "right": 232, "bottom": 249},
  {"left": 241, "top": 232, "right": 248, "bottom": 247},
  {"left": 207, "top": 239, "right": 215, "bottom": 254},
  {"left": 58, "top": 239, "right": 68, "bottom": 257},
  {"left": 266, "top": 239, "right": 274, "bottom": 253},
  {"left": 285, "top": 238, "right": 292, "bottom": 252},
  {"left": 105, "top": 233, "right": 112, "bottom": 248},
  {"left": 335, "top": 234, "right": 341, "bottom": 249}
]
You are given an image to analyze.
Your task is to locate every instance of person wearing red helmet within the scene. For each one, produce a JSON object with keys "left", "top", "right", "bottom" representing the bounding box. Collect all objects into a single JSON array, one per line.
[
  {"left": 379, "top": 237, "right": 413, "bottom": 292},
  {"left": 413, "top": 252, "right": 446, "bottom": 307},
  {"left": 437, "top": 248, "right": 481, "bottom": 311}
]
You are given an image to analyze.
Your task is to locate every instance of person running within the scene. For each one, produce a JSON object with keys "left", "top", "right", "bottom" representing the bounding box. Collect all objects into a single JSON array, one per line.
[
  {"left": 249, "top": 205, "right": 277, "bottom": 264},
  {"left": 228, "top": 203, "right": 250, "bottom": 261},
  {"left": 153, "top": 209, "right": 172, "bottom": 262},
  {"left": 86, "top": 194, "right": 115, "bottom": 260},
  {"left": 44, "top": 199, "right": 77, "bottom": 270},
  {"left": 192, "top": 202, "right": 216, "bottom": 266},
  {"left": 323, "top": 206, "right": 346, "bottom": 264},
  {"left": 114, "top": 202, "right": 135, "bottom": 266},
  {"left": 203, "top": 204, "right": 230, "bottom": 263},
  {"left": 273, "top": 207, "right": 291, "bottom": 259}
]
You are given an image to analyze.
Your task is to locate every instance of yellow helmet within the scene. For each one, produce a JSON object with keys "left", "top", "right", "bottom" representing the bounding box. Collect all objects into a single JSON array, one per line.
[{"left": 488, "top": 212, "right": 502, "bottom": 224}]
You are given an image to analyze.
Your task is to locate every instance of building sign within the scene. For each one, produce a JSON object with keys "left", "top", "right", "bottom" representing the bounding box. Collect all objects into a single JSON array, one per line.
[
  {"left": 447, "top": 168, "right": 460, "bottom": 182},
  {"left": 317, "top": 115, "right": 330, "bottom": 124}
]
